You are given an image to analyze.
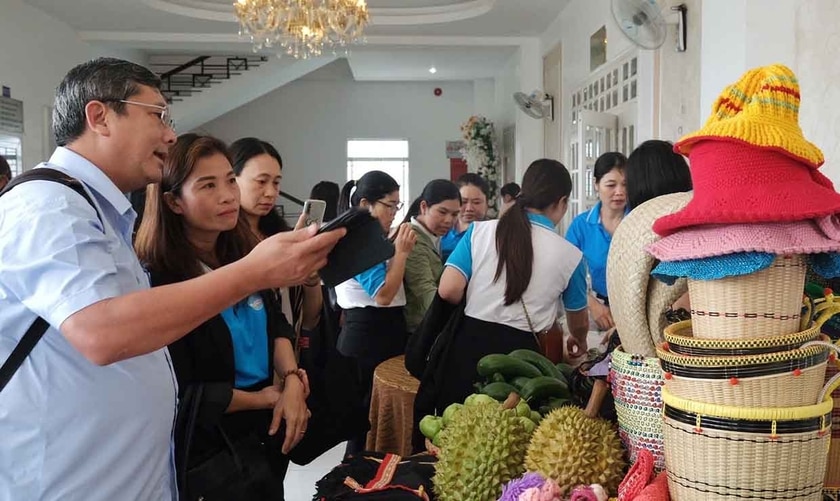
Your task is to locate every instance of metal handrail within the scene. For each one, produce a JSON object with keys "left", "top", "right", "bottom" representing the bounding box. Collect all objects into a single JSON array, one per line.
[{"left": 159, "top": 56, "right": 210, "bottom": 80}]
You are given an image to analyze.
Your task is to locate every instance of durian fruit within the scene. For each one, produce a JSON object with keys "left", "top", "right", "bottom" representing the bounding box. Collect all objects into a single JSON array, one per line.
[
  {"left": 432, "top": 402, "right": 530, "bottom": 501},
  {"left": 524, "top": 406, "right": 625, "bottom": 497}
]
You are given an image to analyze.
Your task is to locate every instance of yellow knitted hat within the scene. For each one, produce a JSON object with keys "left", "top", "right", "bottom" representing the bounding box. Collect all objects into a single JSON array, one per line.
[{"left": 674, "top": 63, "right": 824, "bottom": 168}]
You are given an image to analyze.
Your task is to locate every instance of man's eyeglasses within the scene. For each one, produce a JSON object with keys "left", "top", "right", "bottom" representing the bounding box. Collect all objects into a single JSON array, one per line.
[
  {"left": 107, "top": 99, "right": 174, "bottom": 129},
  {"left": 376, "top": 200, "right": 404, "bottom": 213}
]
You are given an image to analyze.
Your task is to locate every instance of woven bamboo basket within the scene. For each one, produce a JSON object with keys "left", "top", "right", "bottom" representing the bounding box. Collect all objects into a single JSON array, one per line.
[
  {"left": 657, "top": 339, "right": 831, "bottom": 407},
  {"left": 610, "top": 346, "right": 665, "bottom": 470},
  {"left": 824, "top": 359, "right": 840, "bottom": 493},
  {"left": 663, "top": 320, "right": 821, "bottom": 357},
  {"left": 662, "top": 384, "right": 835, "bottom": 501},
  {"left": 688, "top": 254, "right": 807, "bottom": 340}
]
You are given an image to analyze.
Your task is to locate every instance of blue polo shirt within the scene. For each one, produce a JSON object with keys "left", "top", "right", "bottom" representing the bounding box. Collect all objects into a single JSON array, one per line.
[
  {"left": 0, "top": 147, "right": 177, "bottom": 500},
  {"left": 565, "top": 201, "right": 622, "bottom": 298},
  {"left": 440, "top": 225, "right": 469, "bottom": 262}
]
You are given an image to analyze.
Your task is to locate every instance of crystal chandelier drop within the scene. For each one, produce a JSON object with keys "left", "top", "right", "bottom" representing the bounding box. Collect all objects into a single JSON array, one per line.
[{"left": 234, "top": 0, "right": 370, "bottom": 59}]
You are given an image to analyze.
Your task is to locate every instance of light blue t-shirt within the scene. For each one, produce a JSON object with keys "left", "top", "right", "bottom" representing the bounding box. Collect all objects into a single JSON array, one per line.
[
  {"left": 0, "top": 147, "right": 178, "bottom": 500},
  {"left": 221, "top": 293, "right": 270, "bottom": 388}
]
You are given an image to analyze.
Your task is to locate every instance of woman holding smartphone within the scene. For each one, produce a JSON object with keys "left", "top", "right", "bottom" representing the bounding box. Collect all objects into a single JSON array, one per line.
[
  {"left": 230, "top": 137, "right": 322, "bottom": 334},
  {"left": 335, "top": 171, "right": 416, "bottom": 454},
  {"left": 135, "top": 134, "right": 308, "bottom": 499}
]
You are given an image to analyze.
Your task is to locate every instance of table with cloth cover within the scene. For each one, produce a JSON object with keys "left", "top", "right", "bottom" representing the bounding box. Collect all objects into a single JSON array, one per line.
[{"left": 365, "top": 355, "right": 420, "bottom": 456}]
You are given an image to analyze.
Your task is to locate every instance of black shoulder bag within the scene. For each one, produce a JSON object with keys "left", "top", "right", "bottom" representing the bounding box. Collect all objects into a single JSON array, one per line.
[{"left": 0, "top": 168, "right": 102, "bottom": 392}]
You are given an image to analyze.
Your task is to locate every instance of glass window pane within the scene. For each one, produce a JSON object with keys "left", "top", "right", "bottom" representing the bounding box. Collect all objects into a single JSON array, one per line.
[
  {"left": 0, "top": 135, "right": 22, "bottom": 176},
  {"left": 347, "top": 140, "right": 408, "bottom": 159}
]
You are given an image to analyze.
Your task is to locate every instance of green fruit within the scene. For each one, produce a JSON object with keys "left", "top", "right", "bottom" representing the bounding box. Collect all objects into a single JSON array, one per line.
[
  {"left": 476, "top": 354, "right": 542, "bottom": 379},
  {"left": 442, "top": 403, "right": 463, "bottom": 426},
  {"left": 515, "top": 400, "right": 531, "bottom": 418},
  {"left": 481, "top": 382, "right": 518, "bottom": 401},
  {"left": 556, "top": 363, "right": 575, "bottom": 380},
  {"left": 525, "top": 407, "right": 625, "bottom": 497},
  {"left": 521, "top": 376, "right": 571, "bottom": 402},
  {"left": 510, "top": 376, "right": 532, "bottom": 391},
  {"left": 491, "top": 372, "right": 506, "bottom": 383},
  {"left": 433, "top": 401, "right": 530, "bottom": 501},
  {"left": 419, "top": 415, "right": 443, "bottom": 439},
  {"left": 519, "top": 416, "right": 537, "bottom": 434},
  {"left": 530, "top": 410, "right": 542, "bottom": 423},
  {"left": 509, "top": 349, "right": 565, "bottom": 380},
  {"left": 465, "top": 394, "right": 498, "bottom": 407}
]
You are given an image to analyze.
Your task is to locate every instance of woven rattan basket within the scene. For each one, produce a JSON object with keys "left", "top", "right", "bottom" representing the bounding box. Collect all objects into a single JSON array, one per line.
[
  {"left": 657, "top": 338, "right": 831, "bottom": 407},
  {"left": 825, "top": 358, "right": 840, "bottom": 493},
  {"left": 610, "top": 346, "right": 665, "bottom": 470},
  {"left": 688, "top": 254, "right": 807, "bottom": 340},
  {"left": 662, "top": 384, "right": 835, "bottom": 501},
  {"left": 663, "top": 320, "right": 822, "bottom": 357}
]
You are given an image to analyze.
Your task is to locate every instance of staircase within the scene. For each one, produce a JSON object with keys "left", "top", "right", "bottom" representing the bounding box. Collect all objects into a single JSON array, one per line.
[{"left": 148, "top": 55, "right": 269, "bottom": 103}]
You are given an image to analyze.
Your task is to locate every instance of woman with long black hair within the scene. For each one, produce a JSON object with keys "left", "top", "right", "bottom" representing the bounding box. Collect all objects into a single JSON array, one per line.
[
  {"left": 335, "top": 170, "right": 416, "bottom": 454},
  {"left": 434, "top": 159, "right": 590, "bottom": 410},
  {"left": 400, "top": 179, "right": 461, "bottom": 333}
]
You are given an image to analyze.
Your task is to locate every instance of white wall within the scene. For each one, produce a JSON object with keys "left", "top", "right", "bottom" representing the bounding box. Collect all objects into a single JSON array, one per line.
[
  {"left": 0, "top": 0, "right": 146, "bottom": 170},
  {"left": 200, "top": 79, "right": 474, "bottom": 201},
  {"left": 658, "top": 0, "right": 703, "bottom": 142},
  {"left": 697, "top": 0, "right": 839, "bottom": 185},
  {"left": 797, "top": 0, "right": 840, "bottom": 185}
]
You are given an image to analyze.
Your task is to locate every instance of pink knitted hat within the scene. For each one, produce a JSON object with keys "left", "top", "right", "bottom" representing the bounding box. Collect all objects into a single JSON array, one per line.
[{"left": 646, "top": 216, "right": 840, "bottom": 261}]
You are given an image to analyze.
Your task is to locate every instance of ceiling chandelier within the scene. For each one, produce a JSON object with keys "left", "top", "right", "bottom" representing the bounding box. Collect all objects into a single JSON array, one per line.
[{"left": 234, "top": 0, "right": 370, "bottom": 59}]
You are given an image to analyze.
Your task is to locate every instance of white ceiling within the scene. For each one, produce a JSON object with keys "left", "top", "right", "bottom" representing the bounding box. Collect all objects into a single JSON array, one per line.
[{"left": 23, "top": 0, "right": 568, "bottom": 81}]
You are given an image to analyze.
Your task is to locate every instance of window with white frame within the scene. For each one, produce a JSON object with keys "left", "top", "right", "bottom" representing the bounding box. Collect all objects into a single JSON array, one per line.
[
  {"left": 0, "top": 135, "right": 22, "bottom": 177},
  {"left": 347, "top": 139, "right": 410, "bottom": 223}
]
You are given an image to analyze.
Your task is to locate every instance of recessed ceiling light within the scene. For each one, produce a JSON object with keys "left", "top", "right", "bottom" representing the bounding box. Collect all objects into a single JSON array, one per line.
[{"left": 429, "top": 66, "right": 437, "bottom": 74}]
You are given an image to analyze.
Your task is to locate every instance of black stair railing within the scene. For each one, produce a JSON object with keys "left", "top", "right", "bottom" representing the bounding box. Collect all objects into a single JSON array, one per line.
[{"left": 152, "top": 55, "right": 269, "bottom": 103}]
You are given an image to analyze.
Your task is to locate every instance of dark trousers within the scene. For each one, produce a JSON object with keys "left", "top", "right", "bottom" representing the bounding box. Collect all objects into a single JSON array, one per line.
[{"left": 337, "top": 307, "right": 408, "bottom": 456}]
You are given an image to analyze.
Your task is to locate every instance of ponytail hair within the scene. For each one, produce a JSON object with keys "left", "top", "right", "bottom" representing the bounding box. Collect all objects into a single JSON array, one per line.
[
  {"left": 494, "top": 159, "right": 572, "bottom": 305},
  {"left": 338, "top": 180, "right": 356, "bottom": 214},
  {"left": 339, "top": 170, "right": 400, "bottom": 214},
  {"left": 400, "top": 178, "right": 460, "bottom": 226}
]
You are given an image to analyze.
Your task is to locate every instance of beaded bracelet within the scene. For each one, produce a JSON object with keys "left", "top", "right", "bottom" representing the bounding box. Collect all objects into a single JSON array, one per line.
[{"left": 280, "top": 368, "right": 304, "bottom": 386}]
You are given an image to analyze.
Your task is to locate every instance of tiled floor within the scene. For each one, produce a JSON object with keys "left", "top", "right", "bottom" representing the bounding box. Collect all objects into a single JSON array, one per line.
[{"left": 284, "top": 442, "right": 346, "bottom": 500}]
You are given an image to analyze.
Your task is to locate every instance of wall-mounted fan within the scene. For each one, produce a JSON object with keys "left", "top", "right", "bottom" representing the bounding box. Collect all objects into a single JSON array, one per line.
[
  {"left": 514, "top": 90, "right": 554, "bottom": 121},
  {"left": 611, "top": 0, "right": 687, "bottom": 52}
]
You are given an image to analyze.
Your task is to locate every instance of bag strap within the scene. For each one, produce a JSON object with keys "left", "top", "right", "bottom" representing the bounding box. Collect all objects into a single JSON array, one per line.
[
  {"left": 1, "top": 168, "right": 102, "bottom": 223},
  {"left": 0, "top": 168, "right": 102, "bottom": 393},
  {"left": 0, "top": 318, "right": 49, "bottom": 392},
  {"left": 520, "top": 301, "right": 543, "bottom": 347}
]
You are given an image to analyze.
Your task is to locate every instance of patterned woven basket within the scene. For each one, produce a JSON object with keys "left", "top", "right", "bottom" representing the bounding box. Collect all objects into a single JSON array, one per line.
[
  {"left": 825, "top": 359, "right": 840, "bottom": 492},
  {"left": 688, "top": 254, "right": 807, "bottom": 340},
  {"left": 662, "top": 384, "right": 835, "bottom": 501},
  {"left": 663, "top": 320, "right": 821, "bottom": 357},
  {"left": 656, "top": 338, "right": 831, "bottom": 407},
  {"left": 610, "top": 346, "right": 665, "bottom": 470}
]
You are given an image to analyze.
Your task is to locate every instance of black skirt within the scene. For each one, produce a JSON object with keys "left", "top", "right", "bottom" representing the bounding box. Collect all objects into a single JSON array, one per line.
[
  {"left": 432, "top": 315, "right": 539, "bottom": 413},
  {"left": 337, "top": 306, "right": 408, "bottom": 364}
]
